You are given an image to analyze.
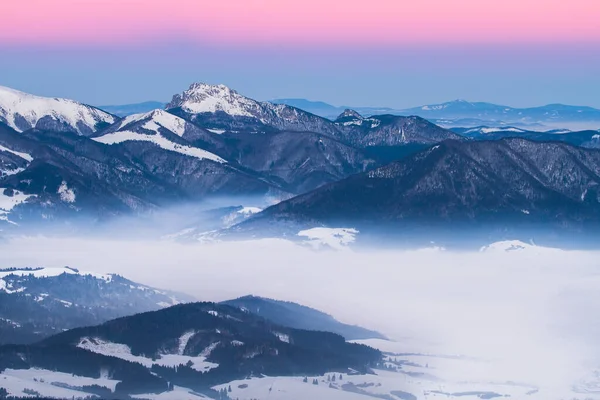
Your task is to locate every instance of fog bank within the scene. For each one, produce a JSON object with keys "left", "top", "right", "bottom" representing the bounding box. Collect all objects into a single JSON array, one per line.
[{"left": 1, "top": 236, "right": 600, "bottom": 398}]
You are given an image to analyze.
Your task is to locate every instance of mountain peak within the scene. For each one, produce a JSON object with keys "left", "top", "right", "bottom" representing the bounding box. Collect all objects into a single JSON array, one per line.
[
  {"left": 336, "top": 109, "right": 363, "bottom": 121},
  {"left": 166, "top": 82, "right": 260, "bottom": 117},
  {"left": 0, "top": 85, "right": 116, "bottom": 135},
  {"left": 187, "top": 82, "right": 236, "bottom": 95}
]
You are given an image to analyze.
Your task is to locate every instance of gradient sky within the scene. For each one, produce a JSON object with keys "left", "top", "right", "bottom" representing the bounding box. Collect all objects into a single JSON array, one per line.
[{"left": 1, "top": 0, "right": 599, "bottom": 107}]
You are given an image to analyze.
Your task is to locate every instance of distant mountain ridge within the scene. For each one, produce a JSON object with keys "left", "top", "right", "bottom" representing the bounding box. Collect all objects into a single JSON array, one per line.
[
  {"left": 167, "top": 83, "right": 460, "bottom": 147},
  {"left": 271, "top": 98, "right": 600, "bottom": 131},
  {"left": 222, "top": 295, "right": 385, "bottom": 341},
  {"left": 403, "top": 100, "right": 600, "bottom": 130},
  {"left": 98, "top": 101, "right": 167, "bottom": 117},
  {"left": 270, "top": 98, "right": 399, "bottom": 119},
  {"left": 0, "top": 266, "right": 193, "bottom": 345},
  {"left": 451, "top": 125, "right": 600, "bottom": 148},
  {"left": 236, "top": 138, "right": 600, "bottom": 247}
]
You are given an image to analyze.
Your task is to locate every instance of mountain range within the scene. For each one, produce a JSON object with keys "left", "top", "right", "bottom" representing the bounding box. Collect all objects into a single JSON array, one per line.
[
  {"left": 272, "top": 98, "right": 600, "bottom": 131},
  {"left": 104, "top": 97, "right": 600, "bottom": 132},
  {"left": 0, "top": 83, "right": 459, "bottom": 229},
  {"left": 3, "top": 82, "right": 600, "bottom": 246},
  {"left": 452, "top": 125, "right": 600, "bottom": 148},
  {"left": 236, "top": 138, "right": 600, "bottom": 247}
]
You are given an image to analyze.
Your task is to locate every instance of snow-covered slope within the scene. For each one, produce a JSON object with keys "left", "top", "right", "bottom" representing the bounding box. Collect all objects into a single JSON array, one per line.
[
  {"left": 76, "top": 337, "right": 219, "bottom": 372},
  {"left": 95, "top": 131, "right": 226, "bottom": 162},
  {"left": 0, "top": 188, "right": 36, "bottom": 224},
  {"left": 0, "top": 86, "right": 116, "bottom": 135},
  {"left": 0, "top": 144, "right": 33, "bottom": 163},
  {"left": 93, "top": 109, "right": 226, "bottom": 163},
  {"left": 108, "top": 109, "right": 188, "bottom": 137},
  {"left": 0, "top": 266, "right": 111, "bottom": 282}
]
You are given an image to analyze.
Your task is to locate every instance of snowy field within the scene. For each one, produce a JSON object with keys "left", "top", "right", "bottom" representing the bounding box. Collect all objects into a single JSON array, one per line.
[
  {"left": 1, "top": 235, "right": 600, "bottom": 399},
  {"left": 0, "top": 368, "right": 119, "bottom": 398}
]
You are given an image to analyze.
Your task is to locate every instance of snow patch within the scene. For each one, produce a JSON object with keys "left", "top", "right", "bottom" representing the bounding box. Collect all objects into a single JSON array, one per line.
[
  {"left": 465, "top": 126, "right": 525, "bottom": 134},
  {"left": 77, "top": 338, "right": 218, "bottom": 372},
  {"left": 200, "top": 342, "right": 220, "bottom": 358},
  {"left": 273, "top": 332, "right": 290, "bottom": 343},
  {"left": 0, "top": 188, "right": 36, "bottom": 214},
  {"left": 237, "top": 207, "right": 262, "bottom": 215},
  {"left": 0, "top": 368, "right": 119, "bottom": 398},
  {"left": 0, "top": 144, "right": 34, "bottom": 162},
  {"left": 178, "top": 331, "right": 196, "bottom": 355},
  {"left": 93, "top": 131, "right": 226, "bottom": 163},
  {"left": 297, "top": 228, "right": 358, "bottom": 250},
  {"left": 479, "top": 240, "right": 561, "bottom": 254},
  {"left": 57, "top": 181, "right": 76, "bottom": 203},
  {"left": 132, "top": 385, "right": 211, "bottom": 400}
]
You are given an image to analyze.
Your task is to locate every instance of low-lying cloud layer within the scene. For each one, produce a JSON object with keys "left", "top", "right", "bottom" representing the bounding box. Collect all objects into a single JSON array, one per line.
[{"left": 1, "top": 236, "right": 599, "bottom": 398}]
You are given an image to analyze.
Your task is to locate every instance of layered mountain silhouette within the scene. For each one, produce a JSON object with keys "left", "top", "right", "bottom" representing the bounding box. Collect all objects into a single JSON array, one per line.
[
  {"left": 3, "top": 82, "right": 600, "bottom": 241},
  {"left": 0, "top": 83, "right": 460, "bottom": 228},
  {"left": 0, "top": 302, "right": 381, "bottom": 397},
  {"left": 237, "top": 138, "right": 600, "bottom": 245}
]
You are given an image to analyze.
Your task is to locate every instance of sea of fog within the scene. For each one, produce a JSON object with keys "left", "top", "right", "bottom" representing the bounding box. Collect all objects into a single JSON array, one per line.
[{"left": 1, "top": 236, "right": 600, "bottom": 398}]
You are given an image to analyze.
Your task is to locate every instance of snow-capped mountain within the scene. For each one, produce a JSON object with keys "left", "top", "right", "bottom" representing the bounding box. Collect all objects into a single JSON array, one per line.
[
  {"left": 0, "top": 86, "right": 116, "bottom": 136},
  {"left": 0, "top": 266, "right": 194, "bottom": 345},
  {"left": 334, "top": 109, "right": 365, "bottom": 123},
  {"left": 166, "top": 83, "right": 460, "bottom": 147},
  {"left": 167, "top": 83, "right": 342, "bottom": 137}
]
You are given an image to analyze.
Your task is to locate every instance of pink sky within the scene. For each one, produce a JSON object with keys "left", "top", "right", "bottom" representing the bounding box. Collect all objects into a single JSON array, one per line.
[{"left": 1, "top": 0, "right": 599, "bottom": 46}]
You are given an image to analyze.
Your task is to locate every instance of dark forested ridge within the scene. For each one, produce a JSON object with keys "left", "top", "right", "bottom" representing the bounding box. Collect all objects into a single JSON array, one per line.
[
  {"left": 236, "top": 138, "right": 600, "bottom": 247},
  {"left": 0, "top": 302, "right": 382, "bottom": 399},
  {"left": 222, "top": 296, "right": 386, "bottom": 340}
]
